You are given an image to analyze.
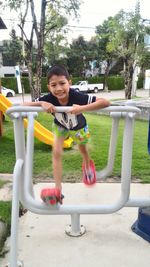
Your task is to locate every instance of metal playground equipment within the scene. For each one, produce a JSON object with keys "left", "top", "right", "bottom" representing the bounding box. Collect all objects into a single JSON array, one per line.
[{"left": 6, "top": 104, "right": 150, "bottom": 267}]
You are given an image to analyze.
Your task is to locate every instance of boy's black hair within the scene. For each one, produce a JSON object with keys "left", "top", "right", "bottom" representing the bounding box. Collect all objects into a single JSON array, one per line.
[{"left": 47, "top": 65, "right": 70, "bottom": 83}]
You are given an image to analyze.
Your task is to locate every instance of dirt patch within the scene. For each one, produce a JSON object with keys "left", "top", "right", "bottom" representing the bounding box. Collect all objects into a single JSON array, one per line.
[{"left": 33, "top": 174, "right": 141, "bottom": 184}]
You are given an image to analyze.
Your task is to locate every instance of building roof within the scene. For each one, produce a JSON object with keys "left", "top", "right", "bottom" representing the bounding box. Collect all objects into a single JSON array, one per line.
[{"left": 0, "top": 17, "right": 7, "bottom": 29}]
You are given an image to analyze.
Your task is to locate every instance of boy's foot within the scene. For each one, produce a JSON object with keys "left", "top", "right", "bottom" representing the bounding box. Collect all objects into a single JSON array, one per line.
[
  {"left": 82, "top": 160, "right": 96, "bottom": 185},
  {"left": 40, "top": 188, "right": 64, "bottom": 205}
]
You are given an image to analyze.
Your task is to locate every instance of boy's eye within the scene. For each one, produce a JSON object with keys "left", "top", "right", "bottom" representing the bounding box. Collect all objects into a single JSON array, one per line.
[{"left": 60, "top": 82, "right": 65, "bottom": 85}]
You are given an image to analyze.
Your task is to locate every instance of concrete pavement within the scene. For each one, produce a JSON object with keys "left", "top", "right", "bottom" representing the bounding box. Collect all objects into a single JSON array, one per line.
[{"left": 1, "top": 182, "right": 150, "bottom": 267}]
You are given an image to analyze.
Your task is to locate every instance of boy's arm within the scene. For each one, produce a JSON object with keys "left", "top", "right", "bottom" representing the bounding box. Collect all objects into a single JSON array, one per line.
[
  {"left": 70, "top": 98, "right": 110, "bottom": 114},
  {"left": 22, "top": 101, "right": 56, "bottom": 113}
]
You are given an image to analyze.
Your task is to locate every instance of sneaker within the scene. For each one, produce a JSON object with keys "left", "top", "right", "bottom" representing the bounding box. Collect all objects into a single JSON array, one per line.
[
  {"left": 40, "top": 188, "right": 64, "bottom": 205},
  {"left": 82, "top": 160, "right": 96, "bottom": 185}
]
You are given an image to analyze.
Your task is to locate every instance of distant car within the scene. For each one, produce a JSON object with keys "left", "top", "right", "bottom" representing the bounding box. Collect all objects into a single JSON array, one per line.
[{"left": 1, "top": 86, "right": 15, "bottom": 97}]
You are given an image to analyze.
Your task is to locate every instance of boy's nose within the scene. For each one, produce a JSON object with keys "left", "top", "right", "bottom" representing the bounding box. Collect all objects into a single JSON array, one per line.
[{"left": 55, "top": 85, "right": 62, "bottom": 91}]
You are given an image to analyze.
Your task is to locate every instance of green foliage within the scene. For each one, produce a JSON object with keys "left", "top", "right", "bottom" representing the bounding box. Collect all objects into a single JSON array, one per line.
[
  {"left": 137, "top": 75, "right": 144, "bottom": 89},
  {"left": 71, "top": 77, "right": 85, "bottom": 84},
  {"left": 1, "top": 78, "right": 17, "bottom": 92},
  {"left": 87, "top": 76, "right": 104, "bottom": 84},
  {"left": 21, "top": 77, "right": 30, "bottom": 94},
  {"left": 107, "top": 76, "right": 124, "bottom": 90},
  {"left": 1, "top": 74, "right": 144, "bottom": 93},
  {"left": 44, "top": 5, "right": 68, "bottom": 66},
  {"left": 3, "top": 29, "right": 23, "bottom": 66},
  {"left": 0, "top": 201, "right": 11, "bottom": 228},
  {"left": 41, "top": 77, "right": 48, "bottom": 93},
  {"left": 72, "top": 76, "right": 104, "bottom": 85},
  {"left": 0, "top": 201, "right": 12, "bottom": 255}
]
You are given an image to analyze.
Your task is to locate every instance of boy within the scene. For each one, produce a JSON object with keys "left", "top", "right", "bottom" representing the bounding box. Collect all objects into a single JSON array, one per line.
[{"left": 23, "top": 65, "right": 110, "bottom": 205}]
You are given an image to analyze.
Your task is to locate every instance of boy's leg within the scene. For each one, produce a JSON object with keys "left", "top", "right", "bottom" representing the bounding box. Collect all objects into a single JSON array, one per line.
[
  {"left": 78, "top": 143, "right": 96, "bottom": 185},
  {"left": 78, "top": 143, "right": 90, "bottom": 170},
  {"left": 52, "top": 135, "right": 65, "bottom": 190},
  {"left": 41, "top": 136, "right": 64, "bottom": 205}
]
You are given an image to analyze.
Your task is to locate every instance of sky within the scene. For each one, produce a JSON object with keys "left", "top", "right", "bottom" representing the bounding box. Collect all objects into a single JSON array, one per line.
[{"left": 0, "top": 0, "right": 150, "bottom": 42}]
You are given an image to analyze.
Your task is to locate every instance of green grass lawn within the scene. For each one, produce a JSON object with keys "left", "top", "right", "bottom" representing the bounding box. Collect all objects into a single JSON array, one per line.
[
  {"left": 0, "top": 112, "right": 149, "bottom": 183},
  {"left": 0, "top": 201, "right": 11, "bottom": 256}
]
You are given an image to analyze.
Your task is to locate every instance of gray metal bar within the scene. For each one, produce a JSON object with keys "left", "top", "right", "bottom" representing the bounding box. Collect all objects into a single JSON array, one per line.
[
  {"left": 6, "top": 105, "right": 141, "bottom": 116},
  {"left": 97, "top": 116, "right": 120, "bottom": 179},
  {"left": 9, "top": 159, "right": 24, "bottom": 267}
]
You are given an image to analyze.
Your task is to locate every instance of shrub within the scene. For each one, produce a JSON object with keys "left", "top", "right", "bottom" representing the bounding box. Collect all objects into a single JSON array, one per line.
[
  {"left": 107, "top": 76, "right": 124, "bottom": 90},
  {"left": 2, "top": 74, "right": 144, "bottom": 93},
  {"left": 137, "top": 75, "right": 144, "bottom": 89},
  {"left": 1, "top": 78, "right": 17, "bottom": 93}
]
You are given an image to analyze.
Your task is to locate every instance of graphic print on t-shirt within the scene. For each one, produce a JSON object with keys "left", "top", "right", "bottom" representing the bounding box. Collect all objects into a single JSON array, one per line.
[{"left": 55, "top": 112, "right": 78, "bottom": 129}]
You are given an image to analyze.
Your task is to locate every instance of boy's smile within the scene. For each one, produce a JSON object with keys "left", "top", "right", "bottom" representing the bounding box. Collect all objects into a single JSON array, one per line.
[{"left": 48, "top": 75, "right": 71, "bottom": 104}]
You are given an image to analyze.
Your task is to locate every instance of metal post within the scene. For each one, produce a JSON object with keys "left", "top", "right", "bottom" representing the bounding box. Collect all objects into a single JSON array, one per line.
[
  {"left": 9, "top": 115, "right": 25, "bottom": 267},
  {"left": 97, "top": 115, "right": 119, "bottom": 179},
  {"left": 65, "top": 213, "right": 86, "bottom": 237},
  {"left": 120, "top": 114, "right": 134, "bottom": 197},
  {"left": 9, "top": 160, "right": 24, "bottom": 267}
]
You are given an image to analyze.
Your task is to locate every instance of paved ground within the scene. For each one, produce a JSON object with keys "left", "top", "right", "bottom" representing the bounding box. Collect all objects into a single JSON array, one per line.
[{"left": 1, "top": 182, "right": 150, "bottom": 267}]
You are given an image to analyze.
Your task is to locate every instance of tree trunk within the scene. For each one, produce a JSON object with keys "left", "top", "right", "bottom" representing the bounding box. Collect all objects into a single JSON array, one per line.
[
  {"left": 103, "top": 63, "right": 110, "bottom": 92},
  {"left": 28, "top": 0, "right": 46, "bottom": 100},
  {"left": 124, "top": 63, "right": 134, "bottom": 99}
]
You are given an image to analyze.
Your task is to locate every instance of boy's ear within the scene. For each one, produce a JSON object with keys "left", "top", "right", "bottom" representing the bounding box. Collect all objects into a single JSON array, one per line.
[{"left": 69, "top": 80, "right": 72, "bottom": 85}]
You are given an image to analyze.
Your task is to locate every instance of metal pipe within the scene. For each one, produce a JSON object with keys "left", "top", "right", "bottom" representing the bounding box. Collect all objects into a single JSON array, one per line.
[
  {"left": 97, "top": 116, "right": 120, "bottom": 179},
  {"left": 6, "top": 105, "right": 141, "bottom": 116},
  {"left": 21, "top": 112, "right": 130, "bottom": 214},
  {"left": 9, "top": 159, "right": 24, "bottom": 267}
]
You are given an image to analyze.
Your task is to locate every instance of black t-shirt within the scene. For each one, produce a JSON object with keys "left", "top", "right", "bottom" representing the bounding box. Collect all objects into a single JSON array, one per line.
[{"left": 39, "top": 89, "right": 96, "bottom": 130}]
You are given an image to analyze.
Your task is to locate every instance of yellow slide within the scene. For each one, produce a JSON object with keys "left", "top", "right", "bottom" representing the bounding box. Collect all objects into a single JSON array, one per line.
[{"left": 0, "top": 94, "right": 73, "bottom": 148}]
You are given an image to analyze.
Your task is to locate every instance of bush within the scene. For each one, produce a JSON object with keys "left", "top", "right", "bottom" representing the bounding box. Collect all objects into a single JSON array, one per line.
[
  {"left": 41, "top": 77, "right": 47, "bottom": 93},
  {"left": 0, "top": 201, "right": 11, "bottom": 256},
  {"left": 137, "top": 75, "right": 144, "bottom": 89},
  {"left": 71, "top": 77, "right": 83, "bottom": 84},
  {"left": 21, "top": 77, "right": 30, "bottom": 93},
  {"left": 1, "top": 78, "right": 18, "bottom": 93},
  {"left": 107, "top": 76, "right": 124, "bottom": 90},
  {"left": 1, "top": 74, "right": 143, "bottom": 93}
]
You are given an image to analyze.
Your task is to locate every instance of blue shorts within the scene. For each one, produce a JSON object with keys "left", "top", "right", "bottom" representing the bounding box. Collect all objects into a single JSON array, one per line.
[{"left": 52, "top": 123, "right": 90, "bottom": 145}]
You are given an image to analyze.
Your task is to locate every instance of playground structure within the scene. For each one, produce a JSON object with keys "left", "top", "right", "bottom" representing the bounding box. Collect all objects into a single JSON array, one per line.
[{"left": 5, "top": 104, "right": 150, "bottom": 267}]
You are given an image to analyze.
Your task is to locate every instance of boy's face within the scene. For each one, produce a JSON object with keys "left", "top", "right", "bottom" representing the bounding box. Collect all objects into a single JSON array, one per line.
[{"left": 48, "top": 75, "right": 71, "bottom": 103}]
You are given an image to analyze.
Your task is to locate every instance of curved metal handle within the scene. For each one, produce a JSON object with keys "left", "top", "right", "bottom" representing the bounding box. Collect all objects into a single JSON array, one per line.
[
  {"left": 6, "top": 106, "right": 72, "bottom": 118},
  {"left": 6, "top": 104, "right": 141, "bottom": 118}
]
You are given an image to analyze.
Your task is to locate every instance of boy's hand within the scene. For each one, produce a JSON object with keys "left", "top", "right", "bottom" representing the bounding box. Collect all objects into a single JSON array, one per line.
[
  {"left": 41, "top": 102, "right": 56, "bottom": 113},
  {"left": 70, "top": 104, "right": 83, "bottom": 115}
]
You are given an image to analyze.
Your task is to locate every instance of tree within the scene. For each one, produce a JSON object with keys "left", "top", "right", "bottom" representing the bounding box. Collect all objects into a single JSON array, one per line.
[
  {"left": 66, "top": 36, "right": 89, "bottom": 76},
  {"left": 105, "top": 9, "right": 149, "bottom": 99},
  {"left": 96, "top": 17, "right": 118, "bottom": 91},
  {"left": 66, "top": 36, "right": 99, "bottom": 77},
  {"left": 44, "top": 7, "right": 68, "bottom": 67},
  {"left": 3, "top": 29, "right": 23, "bottom": 66},
  {"left": 4, "top": 0, "right": 81, "bottom": 100}
]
